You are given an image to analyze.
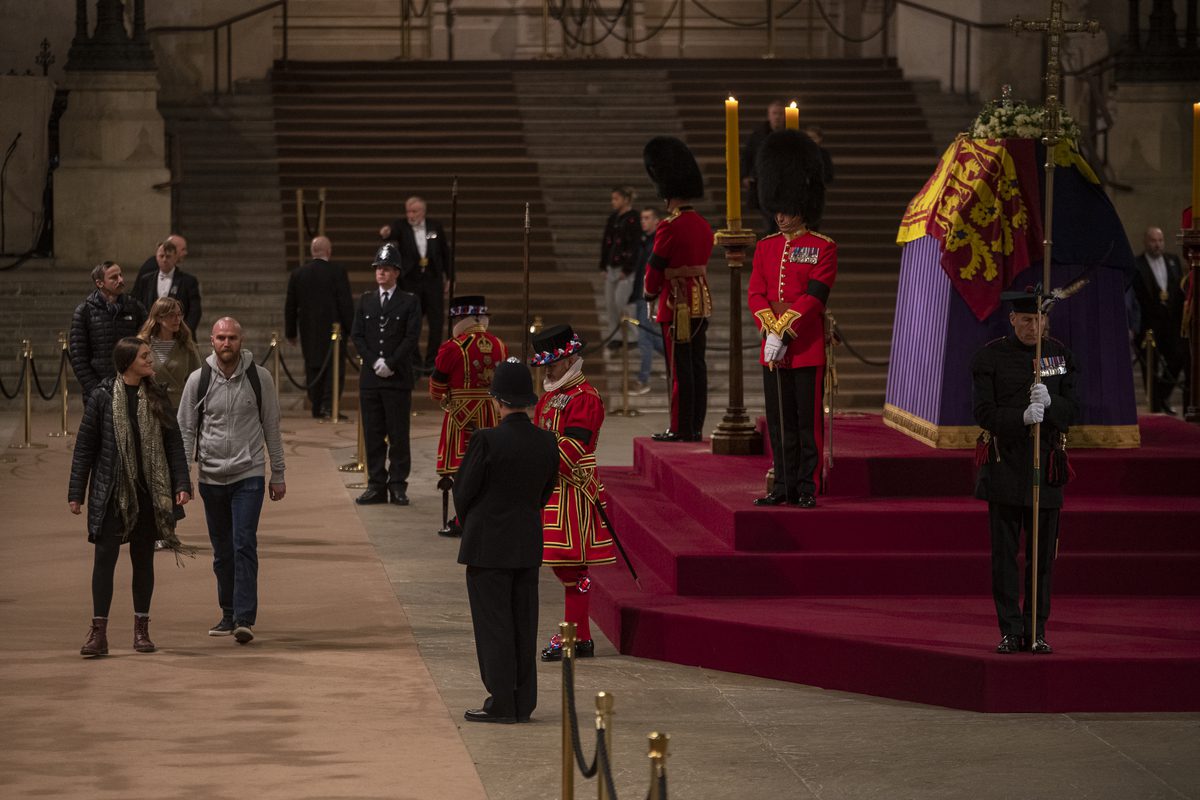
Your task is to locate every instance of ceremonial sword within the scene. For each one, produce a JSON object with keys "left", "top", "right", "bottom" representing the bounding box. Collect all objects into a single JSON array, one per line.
[{"left": 591, "top": 497, "right": 642, "bottom": 591}]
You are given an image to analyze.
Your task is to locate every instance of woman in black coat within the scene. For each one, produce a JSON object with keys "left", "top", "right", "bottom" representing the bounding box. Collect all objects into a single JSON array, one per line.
[{"left": 68, "top": 337, "right": 192, "bottom": 657}]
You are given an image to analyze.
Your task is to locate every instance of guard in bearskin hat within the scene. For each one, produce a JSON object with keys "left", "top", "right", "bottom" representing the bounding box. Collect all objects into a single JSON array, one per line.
[
  {"left": 748, "top": 129, "right": 836, "bottom": 508},
  {"left": 642, "top": 136, "right": 714, "bottom": 443},
  {"left": 528, "top": 324, "right": 615, "bottom": 661},
  {"left": 971, "top": 286, "right": 1078, "bottom": 654},
  {"left": 430, "top": 295, "right": 509, "bottom": 536}
]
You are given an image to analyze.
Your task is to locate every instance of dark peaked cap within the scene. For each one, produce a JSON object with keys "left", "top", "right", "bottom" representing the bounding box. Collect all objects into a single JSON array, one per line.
[
  {"left": 757, "top": 129, "right": 826, "bottom": 228},
  {"left": 644, "top": 136, "right": 704, "bottom": 200}
]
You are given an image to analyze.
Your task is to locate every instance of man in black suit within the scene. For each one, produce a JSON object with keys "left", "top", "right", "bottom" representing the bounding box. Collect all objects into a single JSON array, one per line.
[
  {"left": 1131, "top": 226, "right": 1187, "bottom": 414},
  {"left": 379, "top": 195, "right": 449, "bottom": 373},
  {"left": 454, "top": 359, "right": 560, "bottom": 724},
  {"left": 285, "top": 236, "right": 354, "bottom": 419},
  {"left": 132, "top": 239, "right": 202, "bottom": 334},
  {"left": 136, "top": 233, "right": 189, "bottom": 283},
  {"left": 350, "top": 243, "right": 422, "bottom": 506}
]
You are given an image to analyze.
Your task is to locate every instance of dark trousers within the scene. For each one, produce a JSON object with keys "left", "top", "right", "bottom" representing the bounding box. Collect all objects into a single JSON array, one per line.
[
  {"left": 199, "top": 476, "right": 265, "bottom": 626},
  {"left": 361, "top": 386, "right": 412, "bottom": 493},
  {"left": 1139, "top": 330, "right": 1188, "bottom": 411},
  {"left": 304, "top": 351, "right": 346, "bottom": 418},
  {"left": 92, "top": 523, "right": 155, "bottom": 617},
  {"left": 466, "top": 564, "right": 539, "bottom": 719},
  {"left": 989, "top": 503, "right": 1059, "bottom": 638},
  {"left": 412, "top": 274, "right": 444, "bottom": 369},
  {"left": 662, "top": 316, "right": 708, "bottom": 439},
  {"left": 763, "top": 365, "right": 823, "bottom": 496}
]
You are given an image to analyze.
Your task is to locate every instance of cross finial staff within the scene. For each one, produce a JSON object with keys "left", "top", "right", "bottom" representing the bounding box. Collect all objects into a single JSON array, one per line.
[
  {"left": 1010, "top": 1, "right": 1101, "bottom": 143},
  {"left": 1007, "top": 0, "right": 1101, "bottom": 654}
]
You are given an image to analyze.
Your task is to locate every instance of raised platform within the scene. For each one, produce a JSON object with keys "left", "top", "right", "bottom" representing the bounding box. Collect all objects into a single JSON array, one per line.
[{"left": 592, "top": 415, "right": 1200, "bottom": 712}]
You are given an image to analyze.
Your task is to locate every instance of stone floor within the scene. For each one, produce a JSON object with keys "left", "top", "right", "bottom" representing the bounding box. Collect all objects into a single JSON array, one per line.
[{"left": 2, "top": 394, "right": 1198, "bottom": 800}]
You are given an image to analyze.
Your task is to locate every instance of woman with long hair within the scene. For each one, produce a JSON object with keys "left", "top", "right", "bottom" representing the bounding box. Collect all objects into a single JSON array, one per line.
[
  {"left": 68, "top": 337, "right": 192, "bottom": 657},
  {"left": 138, "top": 296, "right": 201, "bottom": 410}
]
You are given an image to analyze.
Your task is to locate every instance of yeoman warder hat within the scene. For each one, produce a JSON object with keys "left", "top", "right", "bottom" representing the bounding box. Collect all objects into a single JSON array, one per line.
[
  {"left": 449, "top": 295, "right": 487, "bottom": 318},
  {"left": 529, "top": 323, "right": 585, "bottom": 366}
]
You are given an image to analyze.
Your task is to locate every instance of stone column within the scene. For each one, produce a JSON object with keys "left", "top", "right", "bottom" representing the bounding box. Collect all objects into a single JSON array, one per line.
[{"left": 54, "top": 71, "right": 170, "bottom": 266}]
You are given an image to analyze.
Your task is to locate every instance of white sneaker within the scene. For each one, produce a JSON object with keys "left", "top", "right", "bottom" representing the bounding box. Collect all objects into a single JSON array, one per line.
[{"left": 630, "top": 380, "right": 651, "bottom": 396}]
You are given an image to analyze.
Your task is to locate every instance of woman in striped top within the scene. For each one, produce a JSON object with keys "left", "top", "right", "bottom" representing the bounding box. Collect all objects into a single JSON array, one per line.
[{"left": 138, "top": 297, "right": 201, "bottom": 411}]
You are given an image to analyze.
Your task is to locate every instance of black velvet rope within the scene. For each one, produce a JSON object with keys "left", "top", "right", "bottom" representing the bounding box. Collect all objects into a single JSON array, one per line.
[
  {"left": 562, "top": 657, "right": 601, "bottom": 779},
  {"left": 28, "top": 350, "right": 67, "bottom": 401},
  {"left": 0, "top": 353, "right": 24, "bottom": 400}
]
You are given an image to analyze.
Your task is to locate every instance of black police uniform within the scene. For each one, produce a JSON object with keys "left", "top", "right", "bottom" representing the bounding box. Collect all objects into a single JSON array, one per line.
[
  {"left": 351, "top": 285, "right": 422, "bottom": 500},
  {"left": 971, "top": 333, "right": 1078, "bottom": 645}
]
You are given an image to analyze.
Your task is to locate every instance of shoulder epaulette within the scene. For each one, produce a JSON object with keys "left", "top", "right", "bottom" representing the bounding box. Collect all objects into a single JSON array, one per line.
[
  {"left": 760, "top": 231, "right": 785, "bottom": 242},
  {"left": 809, "top": 230, "right": 835, "bottom": 243}
]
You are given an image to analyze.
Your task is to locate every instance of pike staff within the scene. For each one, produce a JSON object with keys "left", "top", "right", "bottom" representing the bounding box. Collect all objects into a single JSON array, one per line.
[
  {"left": 522, "top": 202, "right": 531, "bottom": 361},
  {"left": 446, "top": 176, "right": 459, "bottom": 341}
]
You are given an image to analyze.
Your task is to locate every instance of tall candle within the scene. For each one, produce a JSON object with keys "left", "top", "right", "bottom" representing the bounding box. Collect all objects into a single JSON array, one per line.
[
  {"left": 725, "top": 96, "right": 741, "bottom": 229},
  {"left": 786, "top": 101, "right": 799, "bottom": 130},
  {"left": 1193, "top": 102, "right": 1199, "bottom": 229}
]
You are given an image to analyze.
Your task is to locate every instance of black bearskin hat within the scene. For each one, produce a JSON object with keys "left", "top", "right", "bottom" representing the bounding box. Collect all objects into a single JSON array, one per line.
[
  {"left": 643, "top": 136, "right": 704, "bottom": 200},
  {"left": 756, "top": 129, "right": 826, "bottom": 227}
]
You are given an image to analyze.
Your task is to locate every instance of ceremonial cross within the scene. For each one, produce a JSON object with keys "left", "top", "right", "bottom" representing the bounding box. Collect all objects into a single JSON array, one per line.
[
  {"left": 35, "top": 39, "right": 55, "bottom": 77},
  {"left": 1010, "top": 1, "right": 1101, "bottom": 143}
]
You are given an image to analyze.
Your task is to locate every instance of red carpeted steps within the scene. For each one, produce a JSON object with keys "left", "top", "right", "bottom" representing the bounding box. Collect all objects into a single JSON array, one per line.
[{"left": 591, "top": 415, "right": 1200, "bottom": 712}]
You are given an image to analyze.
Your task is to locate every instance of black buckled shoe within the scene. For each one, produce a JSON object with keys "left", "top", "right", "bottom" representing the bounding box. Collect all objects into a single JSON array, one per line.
[
  {"left": 793, "top": 494, "right": 817, "bottom": 509},
  {"left": 1027, "top": 636, "right": 1053, "bottom": 654},
  {"left": 355, "top": 488, "right": 387, "bottom": 505},
  {"left": 652, "top": 430, "right": 684, "bottom": 442},
  {"left": 753, "top": 492, "right": 790, "bottom": 507},
  {"left": 995, "top": 634, "right": 1022, "bottom": 654},
  {"left": 540, "top": 635, "right": 595, "bottom": 661}
]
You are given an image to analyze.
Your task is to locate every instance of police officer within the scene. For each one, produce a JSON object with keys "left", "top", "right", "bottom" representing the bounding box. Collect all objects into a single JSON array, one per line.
[
  {"left": 748, "top": 129, "right": 836, "bottom": 508},
  {"left": 454, "top": 359, "right": 559, "bottom": 724},
  {"left": 350, "top": 243, "right": 422, "bottom": 506},
  {"left": 971, "top": 288, "right": 1079, "bottom": 654}
]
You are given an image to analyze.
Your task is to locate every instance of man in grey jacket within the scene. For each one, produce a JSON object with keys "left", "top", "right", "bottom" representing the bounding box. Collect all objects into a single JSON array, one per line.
[{"left": 179, "top": 316, "right": 287, "bottom": 644}]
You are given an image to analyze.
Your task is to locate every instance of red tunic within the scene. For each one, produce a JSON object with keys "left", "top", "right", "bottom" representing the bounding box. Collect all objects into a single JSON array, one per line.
[
  {"left": 534, "top": 373, "right": 615, "bottom": 566},
  {"left": 747, "top": 230, "right": 838, "bottom": 368},
  {"left": 643, "top": 207, "right": 715, "bottom": 325},
  {"left": 429, "top": 327, "right": 508, "bottom": 475}
]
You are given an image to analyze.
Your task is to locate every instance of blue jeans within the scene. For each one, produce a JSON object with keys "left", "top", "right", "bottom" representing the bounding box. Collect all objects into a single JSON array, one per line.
[
  {"left": 635, "top": 298, "right": 665, "bottom": 384},
  {"left": 199, "top": 477, "right": 265, "bottom": 626}
]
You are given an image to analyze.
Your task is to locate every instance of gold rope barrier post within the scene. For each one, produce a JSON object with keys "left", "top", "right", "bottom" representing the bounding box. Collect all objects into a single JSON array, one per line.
[
  {"left": 49, "top": 331, "right": 72, "bottom": 438},
  {"left": 560, "top": 620, "right": 577, "bottom": 800},
  {"left": 611, "top": 316, "right": 640, "bottom": 417},
  {"left": 1142, "top": 329, "right": 1157, "bottom": 412},
  {"left": 1010, "top": 0, "right": 1100, "bottom": 651},
  {"left": 647, "top": 732, "right": 669, "bottom": 800},
  {"left": 595, "top": 692, "right": 614, "bottom": 800},
  {"left": 10, "top": 339, "right": 45, "bottom": 450},
  {"left": 329, "top": 322, "right": 342, "bottom": 424},
  {"left": 269, "top": 331, "right": 282, "bottom": 394},
  {"left": 294, "top": 189, "right": 304, "bottom": 268}
]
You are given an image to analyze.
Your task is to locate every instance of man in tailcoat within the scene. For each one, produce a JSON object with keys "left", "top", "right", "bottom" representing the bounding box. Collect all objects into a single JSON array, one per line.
[
  {"left": 350, "top": 243, "right": 422, "bottom": 506},
  {"left": 132, "top": 239, "right": 202, "bottom": 334},
  {"left": 972, "top": 289, "right": 1079, "bottom": 655},
  {"left": 454, "top": 359, "right": 560, "bottom": 724},
  {"left": 284, "top": 236, "right": 354, "bottom": 418},
  {"left": 379, "top": 195, "right": 449, "bottom": 374},
  {"left": 1132, "top": 226, "right": 1187, "bottom": 413}
]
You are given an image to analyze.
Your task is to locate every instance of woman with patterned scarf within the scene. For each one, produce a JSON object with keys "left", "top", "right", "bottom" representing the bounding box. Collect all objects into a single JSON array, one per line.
[{"left": 68, "top": 337, "right": 193, "bottom": 657}]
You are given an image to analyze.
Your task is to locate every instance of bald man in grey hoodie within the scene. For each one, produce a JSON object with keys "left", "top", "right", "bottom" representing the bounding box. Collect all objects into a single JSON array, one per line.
[{"left": 179, "top": 316, "right": 286, "bottom": 645}]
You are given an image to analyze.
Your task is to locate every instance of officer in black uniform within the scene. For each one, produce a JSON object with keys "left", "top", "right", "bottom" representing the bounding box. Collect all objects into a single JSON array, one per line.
[
  {"left": 454, "top": 359, "right": 560, "bottom": 724},
  {"left": 971, "top": 288, "right": 1079, "bottom": 655},
  {"left": 351, "top": 243, "right": 422, "bottom": 506}
]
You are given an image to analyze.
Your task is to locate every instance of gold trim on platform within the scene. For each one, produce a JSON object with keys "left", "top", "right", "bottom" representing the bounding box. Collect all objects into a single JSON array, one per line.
[{"left": 882, "top": 405, "right": 1142, "bottom": 449}]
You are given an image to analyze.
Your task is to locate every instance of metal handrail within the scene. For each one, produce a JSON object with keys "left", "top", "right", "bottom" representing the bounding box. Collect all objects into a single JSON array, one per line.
[
  {"left": 884, "top": 0, "right": 1008, "bottom": 100},
  {"left": 148, "top": 0, "right": 288, "bottom": 99}
]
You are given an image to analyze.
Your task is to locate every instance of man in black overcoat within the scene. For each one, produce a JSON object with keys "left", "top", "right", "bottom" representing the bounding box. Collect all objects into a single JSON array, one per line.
[
  {"left": 454, "top": 359, "right": 559, "bottom": 724},
  {"left": 972, "top": 288, "right": 1078, "bottom": 655},
  {"left": 285, "top": 236, "right": 354, "bottom": 418},
  {"left": 350, "top": 243, "right": 422, "bottom": 506}
]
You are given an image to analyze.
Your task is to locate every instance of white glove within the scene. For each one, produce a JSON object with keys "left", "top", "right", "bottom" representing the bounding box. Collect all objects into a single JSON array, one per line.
[
  {"left": 763, "top": 333, "right": 785, "bottom": 363},
  {"left": 1030, "top": 382, "right": 1051, "bottom": 408},
  {"left": 373, "top": 358, "right": 394, "bottom": 379},
  {"left": 1022, "top": 402, "right": 1045, "bottom": 426}
]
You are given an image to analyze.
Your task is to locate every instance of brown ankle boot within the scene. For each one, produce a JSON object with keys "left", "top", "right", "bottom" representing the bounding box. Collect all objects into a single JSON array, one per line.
[
  {"left": 133, "top": 616, "right": 156, "bottom": 653},
  {"left": 80, "top": 617, "right": 108, "bottom": 656}
]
